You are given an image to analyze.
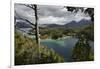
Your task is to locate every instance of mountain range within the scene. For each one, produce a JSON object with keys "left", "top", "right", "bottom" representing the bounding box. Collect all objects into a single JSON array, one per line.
[
  {"left": 40, "top": 19, "right": 92, "bottom": 29},
  {"left": 16, "top": 19, "right": 92, "bottom": 29},
  {"left": 16, "top": 21, "right": 33, "bottom": 28}
]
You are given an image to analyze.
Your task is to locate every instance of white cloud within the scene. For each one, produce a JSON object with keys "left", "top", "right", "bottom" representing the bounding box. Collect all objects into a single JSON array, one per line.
[
  {"left": 74, "top": 10, "right": 91, "bottom": 22},
  {"left": 15, "top": 4, "right": 91, "bottom": 25},
  {"left": 39, "top": 16, "right": 66, "bottom": 25}
]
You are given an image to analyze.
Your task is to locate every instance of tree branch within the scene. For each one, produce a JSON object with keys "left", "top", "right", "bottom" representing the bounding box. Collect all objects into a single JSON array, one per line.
[
  {"left": 24, "top": 4, "right": 35, "bottom": 10},
  {"left": 15, "top": 11, "right": 35, "bottom": 27}
]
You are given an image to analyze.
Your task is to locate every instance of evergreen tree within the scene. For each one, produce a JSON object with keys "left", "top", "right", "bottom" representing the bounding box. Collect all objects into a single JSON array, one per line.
[{"left": 72, "top": 36, "right": 93, "bottom": 61}]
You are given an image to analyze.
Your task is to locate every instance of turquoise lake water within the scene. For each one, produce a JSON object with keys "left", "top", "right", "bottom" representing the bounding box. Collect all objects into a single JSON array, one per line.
[{"left": 40, "top": 36, "right": 94, "bottom": 62}]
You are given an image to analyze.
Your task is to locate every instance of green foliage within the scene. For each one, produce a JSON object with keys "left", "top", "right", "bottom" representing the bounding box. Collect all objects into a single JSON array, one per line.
[
  {"left": 51, "top": 33, "right": 62, "bottom": 39},
  {"left": 40, "top": 28, "right": 64, "bottom": 39},
  {"left": 15, "top": 30, "right": 64, "bottom": 65},
  {"left": 40, "top": 34, "right": 48, "bottom": 39},
  {"left": 72, "top": 38, "right": 94, "bottom": 61},
  {"left": 76, "top": 24, "right": 94, "bottom": 41}
]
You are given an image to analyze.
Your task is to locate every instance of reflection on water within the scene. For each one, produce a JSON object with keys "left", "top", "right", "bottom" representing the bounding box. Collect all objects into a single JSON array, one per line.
[{"left": 40, "top": 36, "right": 94, "bottom": 62}]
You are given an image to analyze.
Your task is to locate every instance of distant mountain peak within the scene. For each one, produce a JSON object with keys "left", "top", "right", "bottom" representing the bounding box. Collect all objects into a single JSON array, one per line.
[
  {"left": 78, "top": 19, "right": 91, "bottom": 23},
  {"left": 39, "top": 19, "right": 92, "bottom": 29}
]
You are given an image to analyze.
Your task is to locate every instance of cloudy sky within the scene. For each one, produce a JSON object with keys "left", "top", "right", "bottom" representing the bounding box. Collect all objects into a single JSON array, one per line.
[{"left": 15, "top": 3, "right": 91, "bottom": 25}]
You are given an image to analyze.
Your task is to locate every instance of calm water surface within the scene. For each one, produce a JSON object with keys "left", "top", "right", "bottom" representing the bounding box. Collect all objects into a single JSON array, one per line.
[{"left": 40, "top": 36, "right": 94, "bottom": 62}]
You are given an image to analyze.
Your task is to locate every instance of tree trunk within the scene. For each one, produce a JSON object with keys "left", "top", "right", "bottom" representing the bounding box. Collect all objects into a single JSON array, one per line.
[{"left": 34, "top": 5, "right": 41, "bottom": 58}]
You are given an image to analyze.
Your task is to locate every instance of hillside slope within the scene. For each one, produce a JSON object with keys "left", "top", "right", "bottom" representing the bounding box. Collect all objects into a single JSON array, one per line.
[{"left": 15, "top": 30, "right": 64, "bottom": 65}]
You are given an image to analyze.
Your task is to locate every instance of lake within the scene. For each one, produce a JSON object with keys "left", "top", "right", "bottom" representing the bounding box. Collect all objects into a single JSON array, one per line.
[{"left": 40, "top": 36, "right": 94, "bottom": 62}]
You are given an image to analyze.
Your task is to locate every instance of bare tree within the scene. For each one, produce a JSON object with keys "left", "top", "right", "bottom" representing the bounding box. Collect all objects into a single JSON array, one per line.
[
  {"left": 23, "top": 4, "right": 40, "bottom": 45},
  {"left": 15, "top": 4, "right": 40, "bottom": 46},
  {"left": 24, "top": 5, "right": 40, "bottom": 57},
  {"left": 33, "top": 5, "right": 40, "bottom": 48},
  {"left": 16, "top": 4, "right": 41, "bottom": 58}
]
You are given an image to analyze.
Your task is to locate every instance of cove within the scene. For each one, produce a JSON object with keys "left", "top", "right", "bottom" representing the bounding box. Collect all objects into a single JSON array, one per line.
[{"left": 40, "top": 36, "right": 94, "bottom": 62}]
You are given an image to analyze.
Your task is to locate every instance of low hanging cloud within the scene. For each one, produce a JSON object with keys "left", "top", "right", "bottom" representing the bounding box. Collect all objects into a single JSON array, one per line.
[
  {"left": 39, "top": 16, "right": 67, "bottom": 25},
  {"left": 15, "top": 4, "right": 91, "bottom": 25}
]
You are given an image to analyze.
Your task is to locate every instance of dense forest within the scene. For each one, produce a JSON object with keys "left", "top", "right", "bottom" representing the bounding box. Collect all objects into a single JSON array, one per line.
[{"left": 39, "top": 23, "right": 94, "bottom": 41}]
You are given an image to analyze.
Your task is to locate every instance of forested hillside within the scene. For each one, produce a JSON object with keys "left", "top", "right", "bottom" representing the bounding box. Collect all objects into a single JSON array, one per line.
[{"left": 15, "top": 30, "right": 64, "bottom": 65}]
